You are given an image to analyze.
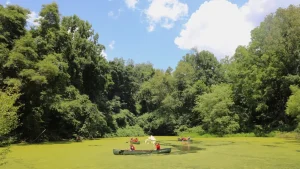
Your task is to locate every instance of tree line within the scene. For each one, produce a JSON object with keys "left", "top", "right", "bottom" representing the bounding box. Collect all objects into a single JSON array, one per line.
[{"left": 0, "top": 3, "right": 300, "bottom": 143}]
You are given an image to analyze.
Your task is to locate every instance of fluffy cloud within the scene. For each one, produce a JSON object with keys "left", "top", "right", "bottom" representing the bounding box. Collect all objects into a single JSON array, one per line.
[
  {"left": 174, "top": 0, "right": 300, "bottom": 60},
  {"left": 27, "top": 11, "right": 41, "bottom": 27},
  {"left": 145, "top": 0, "right": 188, "bottom": 32},
  {"left": 109, "top": 40, "right": 115, "bottom": 50},
  {"left": 125, "top": 0, "right": 139, "bottom": 9},
  {"left": 101, "top": 50, "right": 107, "bottom": 59},
  {"left": 241, "top": 0, "right": 300, "bottom": 26}
]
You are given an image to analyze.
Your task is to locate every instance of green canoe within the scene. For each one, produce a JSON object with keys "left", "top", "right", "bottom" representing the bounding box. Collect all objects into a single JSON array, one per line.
[
  {"left": 113, "top": 148, "right": 171, "bottom": 155},
  {"left": 130, "top": 141, "right": 140, "bottom": 144}
]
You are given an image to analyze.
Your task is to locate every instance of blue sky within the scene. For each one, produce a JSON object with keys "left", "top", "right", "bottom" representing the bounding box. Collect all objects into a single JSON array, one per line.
[{"left": 1, "top": 0, "right": 299, "bottom": 70}]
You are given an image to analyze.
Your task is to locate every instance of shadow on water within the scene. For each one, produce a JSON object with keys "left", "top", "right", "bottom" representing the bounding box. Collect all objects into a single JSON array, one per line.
[
  {"left": 88, "top": 145, "right": 102, "bottom": 147},
  {"left": 273, "top": 142, "right": 284, "bottom": 144},
  {"left": 134, "top": 142, "right": 206, "bottom": 157},
  {"left": 284, "top": 140, "right": 300, "bottom": 145},
  {"left": 14, "top": 138, "right": 106, "bottom": 147},
  {"left": 160, "top": 141, "right": 206, "bottom": 155},
  {"left": 203, "top": 141, "right": 235, "bottom": 147},
  {"left": 14, "top": 140, "right": 75, "bottom": 146},
  {"left": 162, "top": 140, "right": 203, "bottom": 145},
  {"left": 168, "top": 144, "right": 206, "bottom": 155},
  {"left": 262, "top": 144, "right": 280, "bottom": 147}
]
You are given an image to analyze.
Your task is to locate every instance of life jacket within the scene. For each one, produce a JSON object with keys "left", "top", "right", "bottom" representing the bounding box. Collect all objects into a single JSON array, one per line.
[
  {"left": 130, "top": 145, "right": 135, "bottom": 150},
  {"left": 156, "top": 144, "right": 160, "bottom": 150}
]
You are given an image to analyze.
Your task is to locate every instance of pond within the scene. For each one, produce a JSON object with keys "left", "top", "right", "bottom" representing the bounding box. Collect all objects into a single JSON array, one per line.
[{"left": 1, "top": 136, "right": 299, "bottom": 169}]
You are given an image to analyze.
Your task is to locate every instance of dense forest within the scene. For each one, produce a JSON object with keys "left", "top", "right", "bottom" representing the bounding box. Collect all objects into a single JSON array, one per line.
[{"left": 1, "top": 2, "right": 300, "bottom": 143}]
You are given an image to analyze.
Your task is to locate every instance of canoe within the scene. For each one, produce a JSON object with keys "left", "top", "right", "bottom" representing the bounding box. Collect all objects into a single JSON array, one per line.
[
  {"left": 178, "top": 138, "right": 192, "bottom": 141},
  {"left": 130, "top": 141, "right": 140, "bottom": 144},
  {"left": 113, "top": 148, "right": 171, "bottom": 155}
]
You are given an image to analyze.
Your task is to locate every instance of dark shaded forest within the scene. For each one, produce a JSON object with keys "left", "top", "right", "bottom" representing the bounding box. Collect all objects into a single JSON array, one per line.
[{"left": 1, "top": 2, "right": 300, "bottom": 143}]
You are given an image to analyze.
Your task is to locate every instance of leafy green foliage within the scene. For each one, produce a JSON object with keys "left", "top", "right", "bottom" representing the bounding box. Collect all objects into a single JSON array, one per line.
[
  {"left": 0, "top": 86, "right": 20, "bottom": 136},
  {"left": 194, "top": 84, "right": 239, "bottom": 136},
  {"left": 114, "top": 125, "right": 146, "bottom": 137},
  {"left": 49, "top": 86, "right": 108, "bottom": 138},
  {"left": 228, "top": 5, "right": 300, "bottom": 131},
  {"left": 113, "top": 109, "right": 136, "bottom": 128},
  {"left": 105, "top": 125, "right": 145, "bottom": 137},
  {"left": 286, "top": 85, "right": 300, "bottom": 117},
  {"left": 286, "top": 85, "right": 300, "bottom": 132},
  {"left": 0, "top": 3, "right": 300, "bottom": 141},
  {"left": 175, "top": 125, "right": 205, "bottom": 136},
  {"left": 0, "top": 5, "right": 29, "bottom": 49}
]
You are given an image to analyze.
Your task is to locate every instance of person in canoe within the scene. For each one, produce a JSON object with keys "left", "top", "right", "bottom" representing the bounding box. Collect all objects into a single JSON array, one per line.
[
  {"left": 180, "top": 137, "right": 191, "bottom": 141},
  {"left": 155, "top": 142, "right": 161, "bottom": 150},
  {"left": 130, "top": 143, "right": 135, "bottom": 151},
  {"left": 130, "top": 138, "right": 138, "bottom": 143},
  {"left": 179, "top": 137, "right": 187, "bottom": 141}
]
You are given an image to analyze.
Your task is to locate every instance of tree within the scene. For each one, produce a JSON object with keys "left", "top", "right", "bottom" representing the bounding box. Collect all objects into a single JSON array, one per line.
[
  {"left": 286, "top": 85, "right": 300, "bottom": 132},
  {"left": 0, "top": 85, "right": 21, "bottom": 136},
  {"left": 0, "top": 5, "right": 29, "bottom": 49},
  {"left": 229, "top": 5, "right": 300, "bottom": 131},
  {"left": 194, "top": 84, "right": 239, "bottom": 136},
  {"left": 183, "top": 50, "right": 223, "bottom": 86}
]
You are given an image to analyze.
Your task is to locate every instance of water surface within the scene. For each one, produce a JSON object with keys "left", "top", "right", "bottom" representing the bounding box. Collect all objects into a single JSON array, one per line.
[{"left": 1, "top": 136, "right": 299, "bottom": 169}]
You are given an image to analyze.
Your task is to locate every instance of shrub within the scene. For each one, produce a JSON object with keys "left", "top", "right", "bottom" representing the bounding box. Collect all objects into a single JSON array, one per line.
[
  {"left": 104, "top": 125, "right": 146, "bottom": 137},
  {"left": 295, "top": 123, "right": 300, "bottom": 134},
  {"left": 175, "top": 125, "right": 205, "bottom": 136}
]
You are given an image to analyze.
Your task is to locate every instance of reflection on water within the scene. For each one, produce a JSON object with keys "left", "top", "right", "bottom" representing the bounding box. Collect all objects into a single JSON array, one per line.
[
  {"left": 135, "top": 139, "right": 240, "bottom": 156},
  {"left": 273, "top": 142, "right": 284, "bottom": 144},
  {"left": 158, "top": 141, "right": 206, "bottom": 155},
  {"left": 262, "top": 144, "right": 279, "bottom": 147},
  {"left": 135, "top": 140, "right": 206, "bottom": 157},
  {"left": 203, "top": 141, "right": 235, "bottom": 146}
]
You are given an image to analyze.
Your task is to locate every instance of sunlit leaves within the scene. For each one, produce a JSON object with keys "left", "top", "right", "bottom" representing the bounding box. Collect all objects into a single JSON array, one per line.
[
  {"left": 286, "top": 85, "right": 300, "bottom": 117},
  {"left": 0, "top": 86, "right": 21, "bottom": 136},
  {"left": 194, "top": 84, "right": 239, "bottom": 136}
]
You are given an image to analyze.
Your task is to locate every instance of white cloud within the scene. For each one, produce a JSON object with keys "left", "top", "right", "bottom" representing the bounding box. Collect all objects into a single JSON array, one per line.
[
  {"left": 145, "top": 0, "right": 188, "bottom": 31},
  {"left": 125, "top": 0, "right": 139, "bottom": 9},
  {"left": 6, "top": 0, "right": 10, "bottom": 5},
  {"left": 109, "top": 40, "right": 115, "bottom": 50},
  {"left": 147, "top": 25, "right": 154, "bottom": 32},
  {"left": 174, "top": 0, "right": 300, "bottom": 60},
  {"left": 108, "top": 9, "right": 123, "bottom": 19},
  {"left": 241, "top": 0, "right": 300, "bottom": 26},
  {"left": 26, "top": 11, "right": 41, "bottom": 27},
  {"left": 161, "top": 19, "right": 174, "bottom": 29},
  {"left": 147, "top": 24, "right": 155, "bottom": 32},
  {"left": 101, "top": 50, "right": 107, "bottom": 59}
]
